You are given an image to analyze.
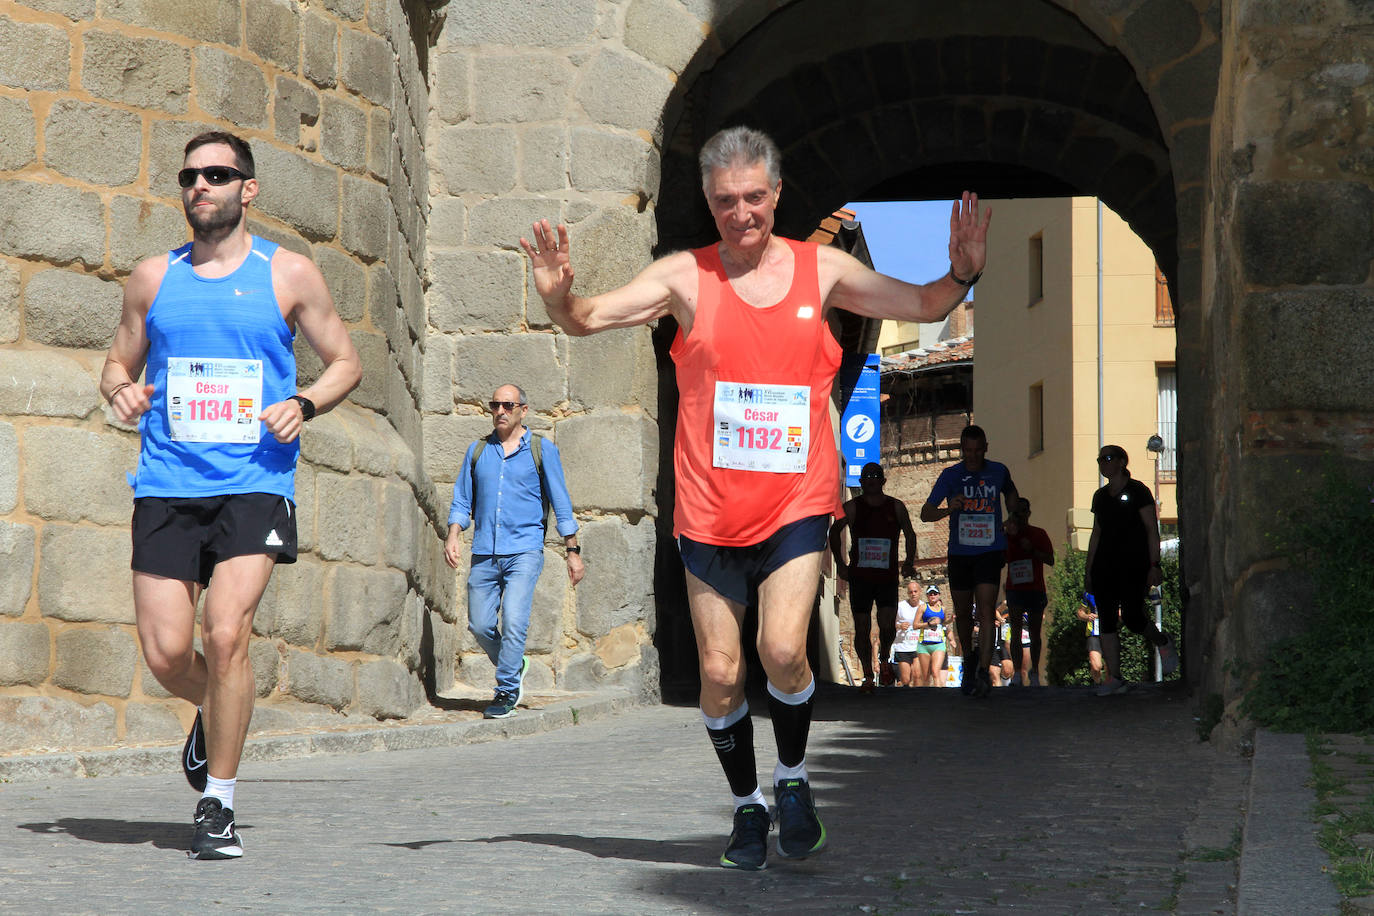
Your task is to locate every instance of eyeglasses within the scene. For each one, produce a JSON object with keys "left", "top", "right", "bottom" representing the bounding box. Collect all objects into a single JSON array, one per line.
[
  {"left": 177, "top": 166, "right": 253, "bottom": 188},
  {"left": 1097, "top": 454, "right": 1119, "bottom": 463},
  {"left": 489, "top": 400, "right": 525, "bottom": 413}
]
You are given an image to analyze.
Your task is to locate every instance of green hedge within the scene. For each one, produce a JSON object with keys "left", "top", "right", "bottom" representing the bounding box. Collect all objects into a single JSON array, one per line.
[
  {"left": 1240, "top": 465, "right": 1374, "bottom": 732},
  {"left": 1045, "top": 544, "right": 1183, "bottom": 686}
]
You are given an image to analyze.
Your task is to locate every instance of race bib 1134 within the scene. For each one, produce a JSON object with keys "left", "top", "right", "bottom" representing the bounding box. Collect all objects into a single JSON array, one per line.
[{"left": 167, "top": 357, "right": 263, "bottom": 444}]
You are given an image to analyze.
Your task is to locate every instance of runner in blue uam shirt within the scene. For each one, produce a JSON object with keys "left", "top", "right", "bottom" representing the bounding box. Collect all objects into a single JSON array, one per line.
[
  {"left": 920, "top": 425, "right": 1020, "bottom": 698},
  {"left": 101, "top": 130, "right": 361, "bottom": 860}
]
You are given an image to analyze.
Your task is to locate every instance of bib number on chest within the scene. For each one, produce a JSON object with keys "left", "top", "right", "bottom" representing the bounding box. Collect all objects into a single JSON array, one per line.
[
  {"left": 167, "top": 357, "right": 263, "bottom": 444},
  {"left": 855, "top": 537, "right": 891, "bottom": 569},
  {"left": 1008, "top": 558, "right": 1034, "bottom": 585},
  {"left": 712, "top": 382, "right": 809, "bottom": 473},
  {"left": 957, "top": 512, "right": 995, "bottom": 547}
]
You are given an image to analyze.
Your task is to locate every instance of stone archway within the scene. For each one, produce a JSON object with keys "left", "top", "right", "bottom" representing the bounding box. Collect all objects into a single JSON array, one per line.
[{"left": 648, "top": 0, "right": 1221, "bottom": 690}]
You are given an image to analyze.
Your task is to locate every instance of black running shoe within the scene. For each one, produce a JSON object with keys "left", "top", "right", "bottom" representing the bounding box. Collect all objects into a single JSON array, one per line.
[
  {"left": 182, "top": 708, "right": 208, "bottom": 792},
  {"left": 960, "top": 655, "right": 977, "bottom": 696},
  {"left": 483, "top": 690, "right": 518, "bottom": 719},
  {"left": 189, "top": 797, "right": 243, "bottom": 860},
  {"left": 774, "top": 778, "right": 826, "bottom": 859},
  {"left": 720, "top": 803, "right": 771, "bottom": 870},
  {"left": 974, "top": 666, "right": 993, "bottom": 699}
]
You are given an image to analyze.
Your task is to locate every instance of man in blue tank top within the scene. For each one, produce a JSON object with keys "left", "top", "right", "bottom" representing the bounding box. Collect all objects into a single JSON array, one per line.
[
  {"left": 921, "top": 425, "right": 1020, "bottom": 699},
  {"left": 99, "top": 131, "right": 361, "bottom": 860}
]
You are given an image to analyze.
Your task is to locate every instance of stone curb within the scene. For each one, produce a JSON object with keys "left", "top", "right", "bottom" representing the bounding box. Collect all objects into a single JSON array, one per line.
[
  {"left": 1237, "top": 728, "right": 1342, "bottom": 915},
  {"left": 0, "top": 689, "right": 641, "bottom": 783}
]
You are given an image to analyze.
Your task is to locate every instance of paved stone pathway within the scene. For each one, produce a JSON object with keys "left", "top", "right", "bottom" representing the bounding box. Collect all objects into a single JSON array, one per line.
[{"left": 0, "top": 683, "right": 1247, "bottom": 915}]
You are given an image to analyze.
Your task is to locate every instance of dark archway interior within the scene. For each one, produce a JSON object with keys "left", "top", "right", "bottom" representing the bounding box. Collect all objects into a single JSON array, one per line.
[{"left": 651, "top": 0, "right": 1180, "bottom": 694}]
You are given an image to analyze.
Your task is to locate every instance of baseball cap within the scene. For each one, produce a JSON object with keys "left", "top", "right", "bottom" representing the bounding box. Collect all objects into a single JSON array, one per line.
[{"left": 925, "top": 585, "right": 940, "bottom": 596}]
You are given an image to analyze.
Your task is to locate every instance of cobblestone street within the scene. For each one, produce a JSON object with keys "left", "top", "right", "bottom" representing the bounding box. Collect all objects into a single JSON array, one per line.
[{"left": 0, "top": 683, "right": 1249, "bottom": 915}]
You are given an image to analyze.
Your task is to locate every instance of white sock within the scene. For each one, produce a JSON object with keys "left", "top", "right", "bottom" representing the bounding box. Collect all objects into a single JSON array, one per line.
[
  {"left": 774, "top": 759, "right": 808, "bottom": 784},
  {"left": 203, "top": 775, "right": 236, "bottom": 811},
  {"left": 733, "top": 788, "right": 767, "bottom": 810}
]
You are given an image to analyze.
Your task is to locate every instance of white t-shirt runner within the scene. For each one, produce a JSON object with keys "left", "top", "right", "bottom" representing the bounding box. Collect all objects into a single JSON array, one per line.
[{"left": 894, "top": 600, "right": 924, "bottom": 653}]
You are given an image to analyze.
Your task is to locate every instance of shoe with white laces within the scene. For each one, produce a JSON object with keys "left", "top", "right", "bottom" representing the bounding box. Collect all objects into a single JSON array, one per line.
[
  {"left": 189, "top": 797, "right": 242, "bottom": 860},
  {"left": 483, "top": 690, "right": 518, "bottom": 719}
]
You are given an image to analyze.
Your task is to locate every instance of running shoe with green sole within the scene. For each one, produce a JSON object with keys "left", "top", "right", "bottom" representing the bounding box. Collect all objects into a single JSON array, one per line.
[{"left": 774, "top": 778, "right": 826, "bottom": 859}]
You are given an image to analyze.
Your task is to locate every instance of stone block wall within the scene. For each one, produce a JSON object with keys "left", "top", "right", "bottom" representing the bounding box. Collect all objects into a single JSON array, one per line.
[
  {"left": 0, "top": 0, "right": 450, "bottom": 753},
  {"left": 1189, "top": 1, "right": 1374, "bottom": 719},
  {"left": 422, "top": 0, "right": 685, "bottom": 701}
]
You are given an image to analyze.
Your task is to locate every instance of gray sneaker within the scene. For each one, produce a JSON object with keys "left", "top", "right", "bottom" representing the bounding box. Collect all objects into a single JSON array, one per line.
[
  {"left": 514, "top": 656, "right": 530, "bottom": 707},
  {"left": 483, "top": 690, "right": 518, "bottom": 719}
]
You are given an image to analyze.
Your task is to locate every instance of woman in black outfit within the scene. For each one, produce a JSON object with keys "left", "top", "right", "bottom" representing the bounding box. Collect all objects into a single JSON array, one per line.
[{"left": 1084, "top": 445, "right": 1179, "bottom": 695}]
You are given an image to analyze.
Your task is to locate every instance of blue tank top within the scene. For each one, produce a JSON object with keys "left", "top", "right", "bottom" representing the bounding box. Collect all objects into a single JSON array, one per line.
[{"left": 133, "top": 236, "right": 298, "bottom": 499}]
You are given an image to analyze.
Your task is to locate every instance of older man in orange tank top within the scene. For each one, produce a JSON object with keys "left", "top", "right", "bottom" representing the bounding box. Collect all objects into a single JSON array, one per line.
[{"left": 521, "top": 126, "right": 990, "bottom": 871}]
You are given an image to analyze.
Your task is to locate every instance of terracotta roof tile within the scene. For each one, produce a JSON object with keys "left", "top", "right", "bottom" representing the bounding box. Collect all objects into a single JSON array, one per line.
[{"left": 879, "top": 336, "right": 974, "bottom": 373}]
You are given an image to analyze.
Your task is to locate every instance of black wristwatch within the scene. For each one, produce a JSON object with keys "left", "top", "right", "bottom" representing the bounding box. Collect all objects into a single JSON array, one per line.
[
  {"left": 566, "top": 546, "right": 581, "bottom": 556},
  {"left": 290, "top": 395, "right": 316, "bottom": 421},
  {"left": 949, "top": 265, "right": 983, "bottom": 287}
]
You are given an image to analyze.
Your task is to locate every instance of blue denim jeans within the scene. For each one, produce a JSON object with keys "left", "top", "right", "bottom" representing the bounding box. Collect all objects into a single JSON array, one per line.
[{"left": 467, "top": 551, "right": 544, "bottom": 695}]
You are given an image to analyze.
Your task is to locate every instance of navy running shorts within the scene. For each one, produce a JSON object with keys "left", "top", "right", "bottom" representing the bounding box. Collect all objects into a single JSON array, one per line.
[{"left": 678, "top": 514, "right": 830, "bottom": 606}]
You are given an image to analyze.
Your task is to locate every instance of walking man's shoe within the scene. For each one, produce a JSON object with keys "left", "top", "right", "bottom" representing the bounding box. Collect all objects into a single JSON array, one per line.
[
  {"left": 484, "top": 690, "right": 518, "bottom": 719},
  {"left": 514, "top": 656, "right": 531, "bottom": 707}
]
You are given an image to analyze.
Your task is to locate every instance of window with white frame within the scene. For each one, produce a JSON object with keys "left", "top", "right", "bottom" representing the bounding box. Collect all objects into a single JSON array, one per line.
[{"left": 1157, "top": 366, "right": 1177, "bottom": 480}]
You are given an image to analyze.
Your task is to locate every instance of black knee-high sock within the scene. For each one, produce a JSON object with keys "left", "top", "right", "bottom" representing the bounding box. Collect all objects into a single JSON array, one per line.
[
  {"left": 703, "top": 702, "right": 759, "bottom": 799},
  {"left": 767, "top": 678, "right": 815, "bottom": 769}
]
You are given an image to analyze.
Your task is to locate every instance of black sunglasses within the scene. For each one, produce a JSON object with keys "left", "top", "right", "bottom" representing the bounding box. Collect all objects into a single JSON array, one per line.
[
  {"left": 1097, "top": 454, "right": 1119, "bottom": 462},
  {"left": 177, "top": 166, "right": 253, "bottom": 188},
  {"left": 489, "top": 400, "right": 525, "bottom": 412}
]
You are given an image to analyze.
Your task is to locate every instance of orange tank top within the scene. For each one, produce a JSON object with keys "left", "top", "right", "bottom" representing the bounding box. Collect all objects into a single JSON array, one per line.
[{"left": 670, "top": 238, "right": 843, "bottom": 546}]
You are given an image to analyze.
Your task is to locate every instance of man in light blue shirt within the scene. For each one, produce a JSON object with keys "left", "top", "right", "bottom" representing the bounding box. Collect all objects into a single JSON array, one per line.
[{"left": 444, "top": 384, "right": 584, "bottom": 718}]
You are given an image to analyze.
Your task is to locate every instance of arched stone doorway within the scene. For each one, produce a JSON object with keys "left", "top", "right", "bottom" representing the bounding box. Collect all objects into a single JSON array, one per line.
[{"left": 649, "top": 0, "right": 1217, "bottom": 691}]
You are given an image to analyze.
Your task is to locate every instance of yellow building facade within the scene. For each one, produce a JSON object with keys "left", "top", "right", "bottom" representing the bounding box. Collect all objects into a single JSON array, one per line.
[
  {"left": 974, "top": 197, "right": 1177, "bottom": 550},
  {"left": 876, "top": 198, "right": 1177, "bottom": 552}
]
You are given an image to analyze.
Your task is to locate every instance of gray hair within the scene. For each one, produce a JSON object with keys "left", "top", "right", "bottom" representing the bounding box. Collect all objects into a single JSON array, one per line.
[
  {"left": 495, "top": 384, "right": 528, "bottom": 405},
  {"left": 698, "top": 126, "right": 782, "bottom": 190}
]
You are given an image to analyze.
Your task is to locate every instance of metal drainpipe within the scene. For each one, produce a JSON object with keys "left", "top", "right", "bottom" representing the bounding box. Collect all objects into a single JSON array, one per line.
[{"left": 1097, "top": 198, "right": 1104, "bottom": 484}]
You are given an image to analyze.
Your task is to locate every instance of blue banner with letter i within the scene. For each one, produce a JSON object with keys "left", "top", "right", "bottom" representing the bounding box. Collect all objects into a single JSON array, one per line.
[{"left": 839, "top": 352, "right": 881, "bottom": 487}]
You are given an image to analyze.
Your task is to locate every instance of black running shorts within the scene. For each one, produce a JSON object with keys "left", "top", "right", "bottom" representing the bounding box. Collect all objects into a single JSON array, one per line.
[
  {"left": 947, "top": 550, "right": 1005, "bottom": 590},
  {"left": 132, "top": 493, "right": 297, "bottom": 587},
  {"left": 848, "top": 577, "right": 899, "bottom": 616}
]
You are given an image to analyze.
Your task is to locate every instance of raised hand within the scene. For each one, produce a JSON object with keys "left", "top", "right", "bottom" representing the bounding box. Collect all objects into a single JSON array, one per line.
[
  {"left": 948, "top": 192, "right": 991, "bottom": 281},
  {"left": 519, "top": 219, "right": 575, "bottom": 306}
]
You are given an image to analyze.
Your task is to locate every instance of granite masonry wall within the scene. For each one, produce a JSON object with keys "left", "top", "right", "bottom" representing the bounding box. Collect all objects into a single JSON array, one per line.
[{"left": 3, "top": 0, "right": 1372, "bottom": 751}]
